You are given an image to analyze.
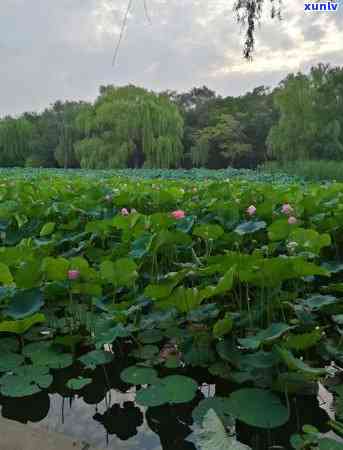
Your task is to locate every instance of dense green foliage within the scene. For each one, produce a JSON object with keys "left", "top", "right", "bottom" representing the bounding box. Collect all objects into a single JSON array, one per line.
[
  {"left": 264, "top": 160, "right": 343, "bottom": 183},
  {"left": 2, "top": 63, "right": 342, "bottom": 172},
  {"left": 0, "top": 168, "right": 343, "bottom": 448}
]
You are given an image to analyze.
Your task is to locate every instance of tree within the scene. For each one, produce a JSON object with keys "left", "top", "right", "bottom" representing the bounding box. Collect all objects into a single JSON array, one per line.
[
  {"left": 234, "top": 0, "right": 282, "bottom": 59},
  {"left": 267, "top": 64, "right": 343, "bottom": 162},
  {"left": 191, "top": 114, "right": 252, "bottom": 168},
  {"left": 267, "top": 73, "right": 316, "bottom": 161},
  {"left": 0, "top": 117, "right": 34, "bottom": 166},
  {"left": 75, "top": 85, "right": 184, "bottom": 169}
]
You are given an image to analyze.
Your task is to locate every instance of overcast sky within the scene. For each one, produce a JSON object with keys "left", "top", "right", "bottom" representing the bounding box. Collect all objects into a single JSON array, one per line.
[{"left": 1, "top": 0, "right": 343, "bottom": 117}]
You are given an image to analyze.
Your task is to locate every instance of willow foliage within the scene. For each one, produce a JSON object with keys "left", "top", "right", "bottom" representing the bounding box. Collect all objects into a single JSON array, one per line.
[
  {"left": 75, "top": 86, "right": 184, "bottom": 169},
  {"left": 0, "top": 118, "right": 33, "bottom": 166}
]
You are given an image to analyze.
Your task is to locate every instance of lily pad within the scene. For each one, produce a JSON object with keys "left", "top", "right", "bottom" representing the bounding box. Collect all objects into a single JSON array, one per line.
[
  {"left": 136, "top": 375, "right": 198, "bottom": 407},
  {"left": 226, "top": 388, "right": 289, "bottom": 428},
  {"left": 138, "top": 329, "right": 164, "bottom": 344},
  {"left": 192, "top": 397, "right": 234, "bottom": 427},
  {"left": 120, "top": 366, "right": 159, "bottom": 385},
  {"left": 0, "top": 365, "right": 53, "bottom": 398},
  {"left": 78, "top": 349, "right": 113, "bottom": 369},
  {"left": 67, "top": 377, "right": 92, "bottom": 391},
  {"left": 193, "top": 409, "right": 251, "bottom": 450},
  {"left": 0, "top": 353, "right": 25, "bottom": 371},
  {"left": 131, "top": 345, "right": 159, "bottom": 360},
  {"left": 5, "top": 288, "right": 44, "bottom": 319},
  {"left": 23, "top": 342, "right": 73, "bottom": 369}
]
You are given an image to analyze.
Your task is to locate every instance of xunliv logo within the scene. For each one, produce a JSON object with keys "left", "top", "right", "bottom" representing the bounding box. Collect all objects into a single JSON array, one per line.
[{"left": 304, "top": 1, "right": 340, "bottom": 11}]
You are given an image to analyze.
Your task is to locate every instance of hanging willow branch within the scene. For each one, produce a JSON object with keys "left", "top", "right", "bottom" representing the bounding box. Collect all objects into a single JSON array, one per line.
[
  {"left": 234, "top": 0, "right": 282, "bottom": 59},
  {"left": 113, "top": 0, "right": 283, "bottom": 63}
]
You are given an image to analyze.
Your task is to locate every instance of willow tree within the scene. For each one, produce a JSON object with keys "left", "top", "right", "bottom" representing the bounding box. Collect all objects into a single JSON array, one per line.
[
  {"left": 234, "top": 0, "right": 282, "bottom": 59},
  {"left": 0, "top": 117, "right": 34, "bottom": 166},
  {"left": 75, "top": 85, "right": 184, "bottom": 169}
]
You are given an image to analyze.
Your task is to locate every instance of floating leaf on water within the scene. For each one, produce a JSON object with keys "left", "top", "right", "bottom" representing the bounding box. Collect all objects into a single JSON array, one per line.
[
  {"left": 78, "top": 349, "right": 113, "bottom": 369},
  {"left": 0, "top": 353, "right": 25, "bottom": 372},
  {"left": 120, "top": 366, "right": 159, "bottom": 385},
  {"left": 226, "top": 388, "right": 289, "bottom": 428},
  {"left": 193, "top": 409, "right": 251, "bottom": 450},
  {"left": 131, "top": 345, "right": 159, "bottom": 361},
  {"left": 136, "top": 375, "right": 198, "bottom": 407},
  {"left": 67, "top": 377, "right": 92, "bottom": 391},
  {"left": 138, "top": 329, "right": 164, "bottom": 344},
  {"left": 0, "top": 337, "right": 19, "bottom": 353},
  {"left": 0, "top": 365, "right": 53, "bottom": 398},
  {"left": 23, "top": 341, "right": 73, "bottom": 369},
  {"left": 192, "top": 397, "right": 234, "bottom": 427}
]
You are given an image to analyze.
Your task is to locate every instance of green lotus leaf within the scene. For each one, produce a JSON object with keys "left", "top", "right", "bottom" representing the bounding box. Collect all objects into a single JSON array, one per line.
[
  {"left": 138, "top": 329, "right": 164, "bottom": 344},
  {"left": 0, "top": 365, "right": 53, "bottom": 398},
  {"left": 193, "top": 224, "right": 224, "bottom": 241},
  {"left": 100, "top": 258, "right": 138, "bottom": 287},
  {"left": 120, "top": 366, "right": 159, "bottom": 385},
  {"left": 0, "top": 262, "right": 13, "bottom": 286},
  {"left": 136, "top": 375, "right": 198, "bottom": 407},
  {"left": 226, "top": 388, "right": 289, "bottom": 428},
  {"left": 78, "top": 349, "right": 113, "bottom": 369},
  {"left": 238, "top": 323, "right": 293, "bottom": 350},
  {"left": 0, "top": 313, "right": 46, "bottom": 335},
  {"left": 234, "top": 221, "right": 266, "bottom": 236},
  {"left": 130, "top": 233, "right": 153, "bottom": 259},
  {"left": 42, "top": 257, "right": 69, "bottom": 281},
  {"left": 135, "top": 383, "right": 169, "bottom": 407},
  {"left": 23, "top": 341, "right": 73, "bottom": 369},
  {"left": 131, "top": 345, "right": 159, "bottom": 360},
  {"left": 213, "top": 314, "right": 233, "bottom": 339},
  {"left": 193, "top": 409, "right": 251, "bottom": 450},
  {"left": 275, "top": 346, "right": 327, "bottom": 377},
  {"left": 0, "top": 353, "right": 25, "bottom": 372},
  {"left": 67, "top": 377, "right": 92, "bottom": 391},
  {"left": 192, "top": 397, "right": 234, "bottom": 427},
  {"left": 0, "top": 337, "right": 19, "bottom": 353},
  {"left": 5, "top": 288, "right": 44, "bottom": 319},
  {"left": 301, "top": 294, "right": 338, "bottom": 311},
  {"left": 40, "top": 222, "right": 55, "bottom": 237}
]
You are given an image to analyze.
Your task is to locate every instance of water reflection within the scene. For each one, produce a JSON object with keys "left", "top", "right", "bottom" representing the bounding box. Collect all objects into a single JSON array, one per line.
[
  {"left": 0, "top": 359, "right": 338, "bottom": 450},
  {"left": 94, "top": 401, "right": 144, "bottom": 440}
]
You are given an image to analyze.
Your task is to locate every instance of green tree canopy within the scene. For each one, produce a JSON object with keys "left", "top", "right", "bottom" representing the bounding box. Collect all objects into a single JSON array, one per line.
[
  {"left": 75, "top": 85, "right": 184, "bottom": 169},
  {"left": 0, "top": 117, "right": 34, "bottom": 166},
  {"left": 191, "top": 114, "right": 252, "bottom": 168}
]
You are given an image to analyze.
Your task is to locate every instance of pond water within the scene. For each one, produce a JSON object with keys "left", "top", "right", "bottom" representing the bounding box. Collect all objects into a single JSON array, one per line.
[{"left": 0, "top": 359, "right": 340, "bottom": 450}]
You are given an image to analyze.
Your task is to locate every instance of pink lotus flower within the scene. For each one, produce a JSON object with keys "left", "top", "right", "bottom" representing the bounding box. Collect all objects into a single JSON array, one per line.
[
  {"left": 246, "top": 205, "right": 256, "bottom": 216},
  {"left": 68, "top": 270, "right": 80, "bottom": 281},
  {"left": 288, "top": 216, "right": 297, "bottom": 225},
  {"left": 281, "top": 203, "right": 293, "bottom": 215},
  {"left": 121, "top": 208, "right": 129, "bottom": 216},
  {"left": 171, "top": 210, "right": 186, "bottom": 220}
]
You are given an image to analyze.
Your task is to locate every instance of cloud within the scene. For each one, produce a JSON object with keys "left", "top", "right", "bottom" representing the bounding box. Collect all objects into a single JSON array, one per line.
[{"left": 0, "top": 0, "right": 342, "bottom": 116}]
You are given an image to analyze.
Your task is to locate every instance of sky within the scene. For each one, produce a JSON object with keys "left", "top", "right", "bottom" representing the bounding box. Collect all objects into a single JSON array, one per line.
[{"left": 1, "top": 0, "right": 343, "bottom": 117}]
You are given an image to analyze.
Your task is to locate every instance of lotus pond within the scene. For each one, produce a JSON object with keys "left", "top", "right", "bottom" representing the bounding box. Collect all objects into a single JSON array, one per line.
[{"left": 1, "top": 169, "right": 343, "bottom": 450}]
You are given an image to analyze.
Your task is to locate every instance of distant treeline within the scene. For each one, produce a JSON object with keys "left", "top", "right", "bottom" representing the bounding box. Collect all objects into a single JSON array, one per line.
[{"left": 1, "top": 63, "right": 343, "bottom": 169}]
